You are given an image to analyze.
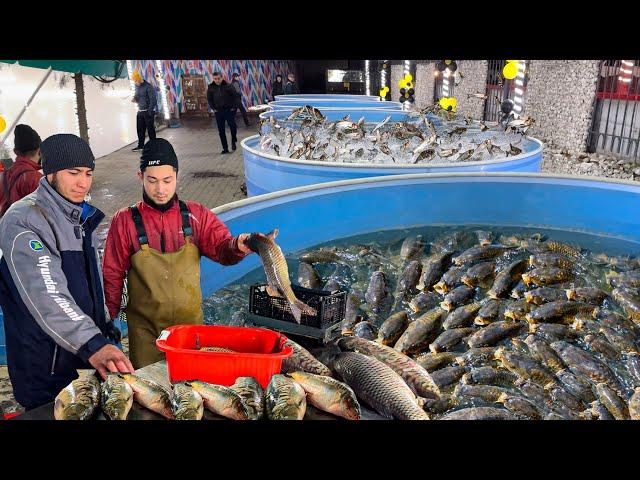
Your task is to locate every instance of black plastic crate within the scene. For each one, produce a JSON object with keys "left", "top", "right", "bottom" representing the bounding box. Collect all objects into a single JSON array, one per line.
[{"left": 249, "top": 284, "right": 347, "bottom": 330}]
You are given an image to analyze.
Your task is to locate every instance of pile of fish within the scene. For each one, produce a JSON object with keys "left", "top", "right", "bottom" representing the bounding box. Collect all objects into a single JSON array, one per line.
[
  {"left": 257, "top": 105, "right": 535, "bottom": 165},
  {"left": 205, "top": 227, "right": 640, "bottom": 420},
  {"left": 53, "top": 338, "right": 363, "bottom": 421}
]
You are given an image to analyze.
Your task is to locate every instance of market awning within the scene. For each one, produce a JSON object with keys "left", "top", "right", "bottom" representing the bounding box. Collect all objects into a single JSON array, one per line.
[{"left": 0, "top": 60, "right": 127, "bottom": 78}]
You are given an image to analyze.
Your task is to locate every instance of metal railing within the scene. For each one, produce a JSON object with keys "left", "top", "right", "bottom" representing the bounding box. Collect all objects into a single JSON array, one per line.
[
  {"left": 587, "top": 60, "right": 640, "bottom": 161},
  {"left": 483, "top": 60, "right": 530, "bottom": 122}
]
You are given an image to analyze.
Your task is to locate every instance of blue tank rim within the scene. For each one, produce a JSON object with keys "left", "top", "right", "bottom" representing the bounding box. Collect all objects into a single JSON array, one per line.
[
  {"left": 258, "top": 107, "right": 409, "bottom": 120},
  {"left": 215, "top": 172, "right": 640, "bottom": 235},
  {"left": 240, "top": 134, "right": 544, "bottom": 170},
  {"left": 265, "top": 105, "right": 404, "bottom": 112},
  {"left": 275, "top": 94, "right": 381, "bottom": 99}
]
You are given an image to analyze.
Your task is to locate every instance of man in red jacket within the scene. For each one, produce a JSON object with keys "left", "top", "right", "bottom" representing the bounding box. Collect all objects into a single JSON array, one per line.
[
  {"left": 102, "top": 138, "right": 256, "bottom": 368},
  {"left": 0, "top": 124, "right": 43, "bottom": 216}
]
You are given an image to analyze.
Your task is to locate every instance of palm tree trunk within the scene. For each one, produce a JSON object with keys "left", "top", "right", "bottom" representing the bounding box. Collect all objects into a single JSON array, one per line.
[{"left": 74, "top": 73, "right": 90, "bottom": 144}]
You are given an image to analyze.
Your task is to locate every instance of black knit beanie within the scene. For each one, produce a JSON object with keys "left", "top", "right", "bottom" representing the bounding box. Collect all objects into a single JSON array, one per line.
[
  {"left": 140, "top": 138, "right": 179, "bottom": 172},
  {"left": 41, "top": 134, "right": 95, "bottom": 175},
  {"left": 14, "top": 124, "right": 41, "bottom": 153}
]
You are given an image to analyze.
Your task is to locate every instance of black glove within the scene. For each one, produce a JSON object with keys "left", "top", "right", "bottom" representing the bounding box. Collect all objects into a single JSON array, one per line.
[{"left": 104, "top": 320, "right": 122, "bottom": 344}]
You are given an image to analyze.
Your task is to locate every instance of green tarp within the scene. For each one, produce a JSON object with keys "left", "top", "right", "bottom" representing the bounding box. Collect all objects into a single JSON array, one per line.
[{"left": 0, "top": 60, "right": 127, "bottom": 78}]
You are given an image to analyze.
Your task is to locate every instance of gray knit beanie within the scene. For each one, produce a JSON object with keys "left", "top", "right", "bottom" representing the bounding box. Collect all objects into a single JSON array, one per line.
[{"left": 41, "top": 134, "right": 96, "bottom": 175}]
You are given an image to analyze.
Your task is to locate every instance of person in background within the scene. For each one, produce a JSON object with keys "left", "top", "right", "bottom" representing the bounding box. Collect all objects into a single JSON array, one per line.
[
  {"left": 0, "top": 134, "right": 131, "bottom": 411},
  {"left": 207, "top": 71, "right": 238, "bottom": 154},
  {"left": 0, "top": 124, "right": 43, "bottom": 216},
  {"left": 231, "top": 72, "right": 250, "bottom": 127},
  {"left": 131, "top": 71, "right": 157, "bottom": 152},
  {"left": 271, "top": 74, "right": 285, "bottom": 100},
  {"left": 284, "top": 73, "right": 299, "bottom": 95}
]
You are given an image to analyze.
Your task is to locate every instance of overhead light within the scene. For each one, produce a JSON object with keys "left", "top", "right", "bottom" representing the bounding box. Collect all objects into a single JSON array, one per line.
[
  {"left": 365, "top": 60, "right": 370, "bottom": 96},
  {"left": 155, "top": 60, "right": 171, "bottom": 120},
  {"left": 126, "top": 60, "right": 138, "bottom": 112}
]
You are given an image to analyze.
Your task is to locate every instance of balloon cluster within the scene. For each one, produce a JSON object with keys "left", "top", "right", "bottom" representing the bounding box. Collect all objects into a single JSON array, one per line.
[
  {"left": 438, "top": 97, "right": 457, "bottom": 113},
  {"left": 379, "top": 86, "right": 390, "bottom": 99},
  {"left": 398, "top": 73, "right": 415, "bottom": 104},
  {"left": 502, "top": 60, "right": 519, "bottom": 80}
]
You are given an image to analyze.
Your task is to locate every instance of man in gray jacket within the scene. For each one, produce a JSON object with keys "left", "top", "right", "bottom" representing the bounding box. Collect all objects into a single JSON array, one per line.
[
  {"left": 0, "top": 134, "right": 133, "bottom": 411},
  {"left": 131, "top": 71, "right": 157, "bottom": 151}
]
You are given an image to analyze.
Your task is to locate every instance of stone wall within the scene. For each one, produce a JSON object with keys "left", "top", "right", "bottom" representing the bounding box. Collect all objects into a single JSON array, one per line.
[
  {"left": 416, "top": 62, "right": 436, "bottom": 108},
  {"left": 525, "top": 60, "right": 600, "bottom": 152},
  {"left": 455, "top": 60, "right": 488, "bottom": 119},
  {"left": 390, "top": 64, "right": 404, "bottom": 104}
]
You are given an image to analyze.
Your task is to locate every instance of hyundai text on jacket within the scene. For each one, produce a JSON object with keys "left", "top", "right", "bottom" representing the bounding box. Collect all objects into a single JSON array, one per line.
[{"left": 0, "top": 177, "right": 110, "bottom": 409}]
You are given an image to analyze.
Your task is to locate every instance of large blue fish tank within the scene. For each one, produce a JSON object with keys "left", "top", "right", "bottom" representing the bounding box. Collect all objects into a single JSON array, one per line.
[
  {"left": 275, "top": 94, "right": 382, "bottom": 101},
  {"left": 199, "top": 173, "right": 640, "bottom": 296},
  {"left": 2, "top": 174, "right": 639, "bottom": 365},
  {"left": 268, "top": 100, "right": 403, "bottom": 110},
  {"left": 242, "top": 134, "right": 544, "bottom": 197},
  {"left": 248, "top": 108, "right": 543, "bottom": 196}
]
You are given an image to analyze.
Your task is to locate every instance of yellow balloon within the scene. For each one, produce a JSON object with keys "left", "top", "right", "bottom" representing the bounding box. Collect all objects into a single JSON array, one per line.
[
  {"left": 503, "top": 62, "right": 518, "bottom": 80},
  {"left": 404, "top": 73, "right": 413, "bottom": 83},
  {"left": 379, "top": 89, "right": 387, "bottom": 97},
  {"left": 406, "top": 82, "right": 413, "bottom": 89},
  {"left": 0, "top": 115, "right": 6, "bottom": 134},
  {"left": 398, "top": 79, "right": 407, "bottom": 88},
  {"left": 383, "top": 86, "right": 389, "bottom": 93},
  {"left": 438, "top": 97, "right": 457, "bottom": 112}
]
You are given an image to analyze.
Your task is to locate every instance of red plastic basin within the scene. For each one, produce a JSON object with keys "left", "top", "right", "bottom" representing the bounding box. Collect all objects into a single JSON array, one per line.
[{"left": 155, "top": 325, "right": 293, "bottom": 388}]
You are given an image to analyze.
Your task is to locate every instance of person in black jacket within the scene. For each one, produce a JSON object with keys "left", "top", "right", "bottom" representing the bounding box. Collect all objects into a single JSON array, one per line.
[
  {"left": 284, "top": 73, "right": 300, "bottom": 95},
  {"left": 231, "top": 73, "right": 250, "bottom": 127},
  {"left": 272, "top": 74, "right": 285, "bottom": 99},
  {"left": 207, "top": 72, "right": 238, "bottom": 154}
]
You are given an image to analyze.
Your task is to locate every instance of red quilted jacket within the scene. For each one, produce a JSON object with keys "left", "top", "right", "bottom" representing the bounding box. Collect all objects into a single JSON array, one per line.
[{"left": 0, "top": 156, "right": 42, "bottom": 215}]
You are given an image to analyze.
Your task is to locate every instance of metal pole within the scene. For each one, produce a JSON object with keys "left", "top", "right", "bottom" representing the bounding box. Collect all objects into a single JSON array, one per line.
[{"left": 1, "top": 66, "right": 53, "bottom": 144}]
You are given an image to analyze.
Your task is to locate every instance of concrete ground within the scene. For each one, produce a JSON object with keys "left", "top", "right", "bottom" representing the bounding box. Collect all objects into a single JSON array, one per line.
[{"left": 1, "top": 116, "right": 257, "bottom": 416}]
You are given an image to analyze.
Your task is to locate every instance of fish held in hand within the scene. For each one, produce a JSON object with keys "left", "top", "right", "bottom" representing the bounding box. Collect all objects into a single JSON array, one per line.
[{"left": 246, "top": 229, "right": 316, "bottom": 323}]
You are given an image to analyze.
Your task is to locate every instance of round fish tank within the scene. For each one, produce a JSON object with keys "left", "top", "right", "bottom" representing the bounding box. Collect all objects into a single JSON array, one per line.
[
  {"left": 275, "top": 94, "right": 382, "bottom": 101},
  {"left": 241, "top": 134, "right": 543, "bottom": 197},
  {"left": 200, "top": 173, "right": 640, "bottom": 296},
  {"left": 257, "top": 108, "right": 435, "bottom": 135},
  {"left": 268, "top": 100, "right": 403, "bottom": 110}
]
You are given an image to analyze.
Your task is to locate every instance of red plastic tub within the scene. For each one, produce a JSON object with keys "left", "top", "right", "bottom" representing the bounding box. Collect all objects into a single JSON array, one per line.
[{"left": 155, "top": 325, "right": 293, "bottom": 388}]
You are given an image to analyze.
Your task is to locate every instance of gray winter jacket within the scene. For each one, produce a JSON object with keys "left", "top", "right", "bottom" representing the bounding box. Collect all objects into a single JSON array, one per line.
[{"left": 0, "top": 177, "right": 110, "bottom": 409}]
